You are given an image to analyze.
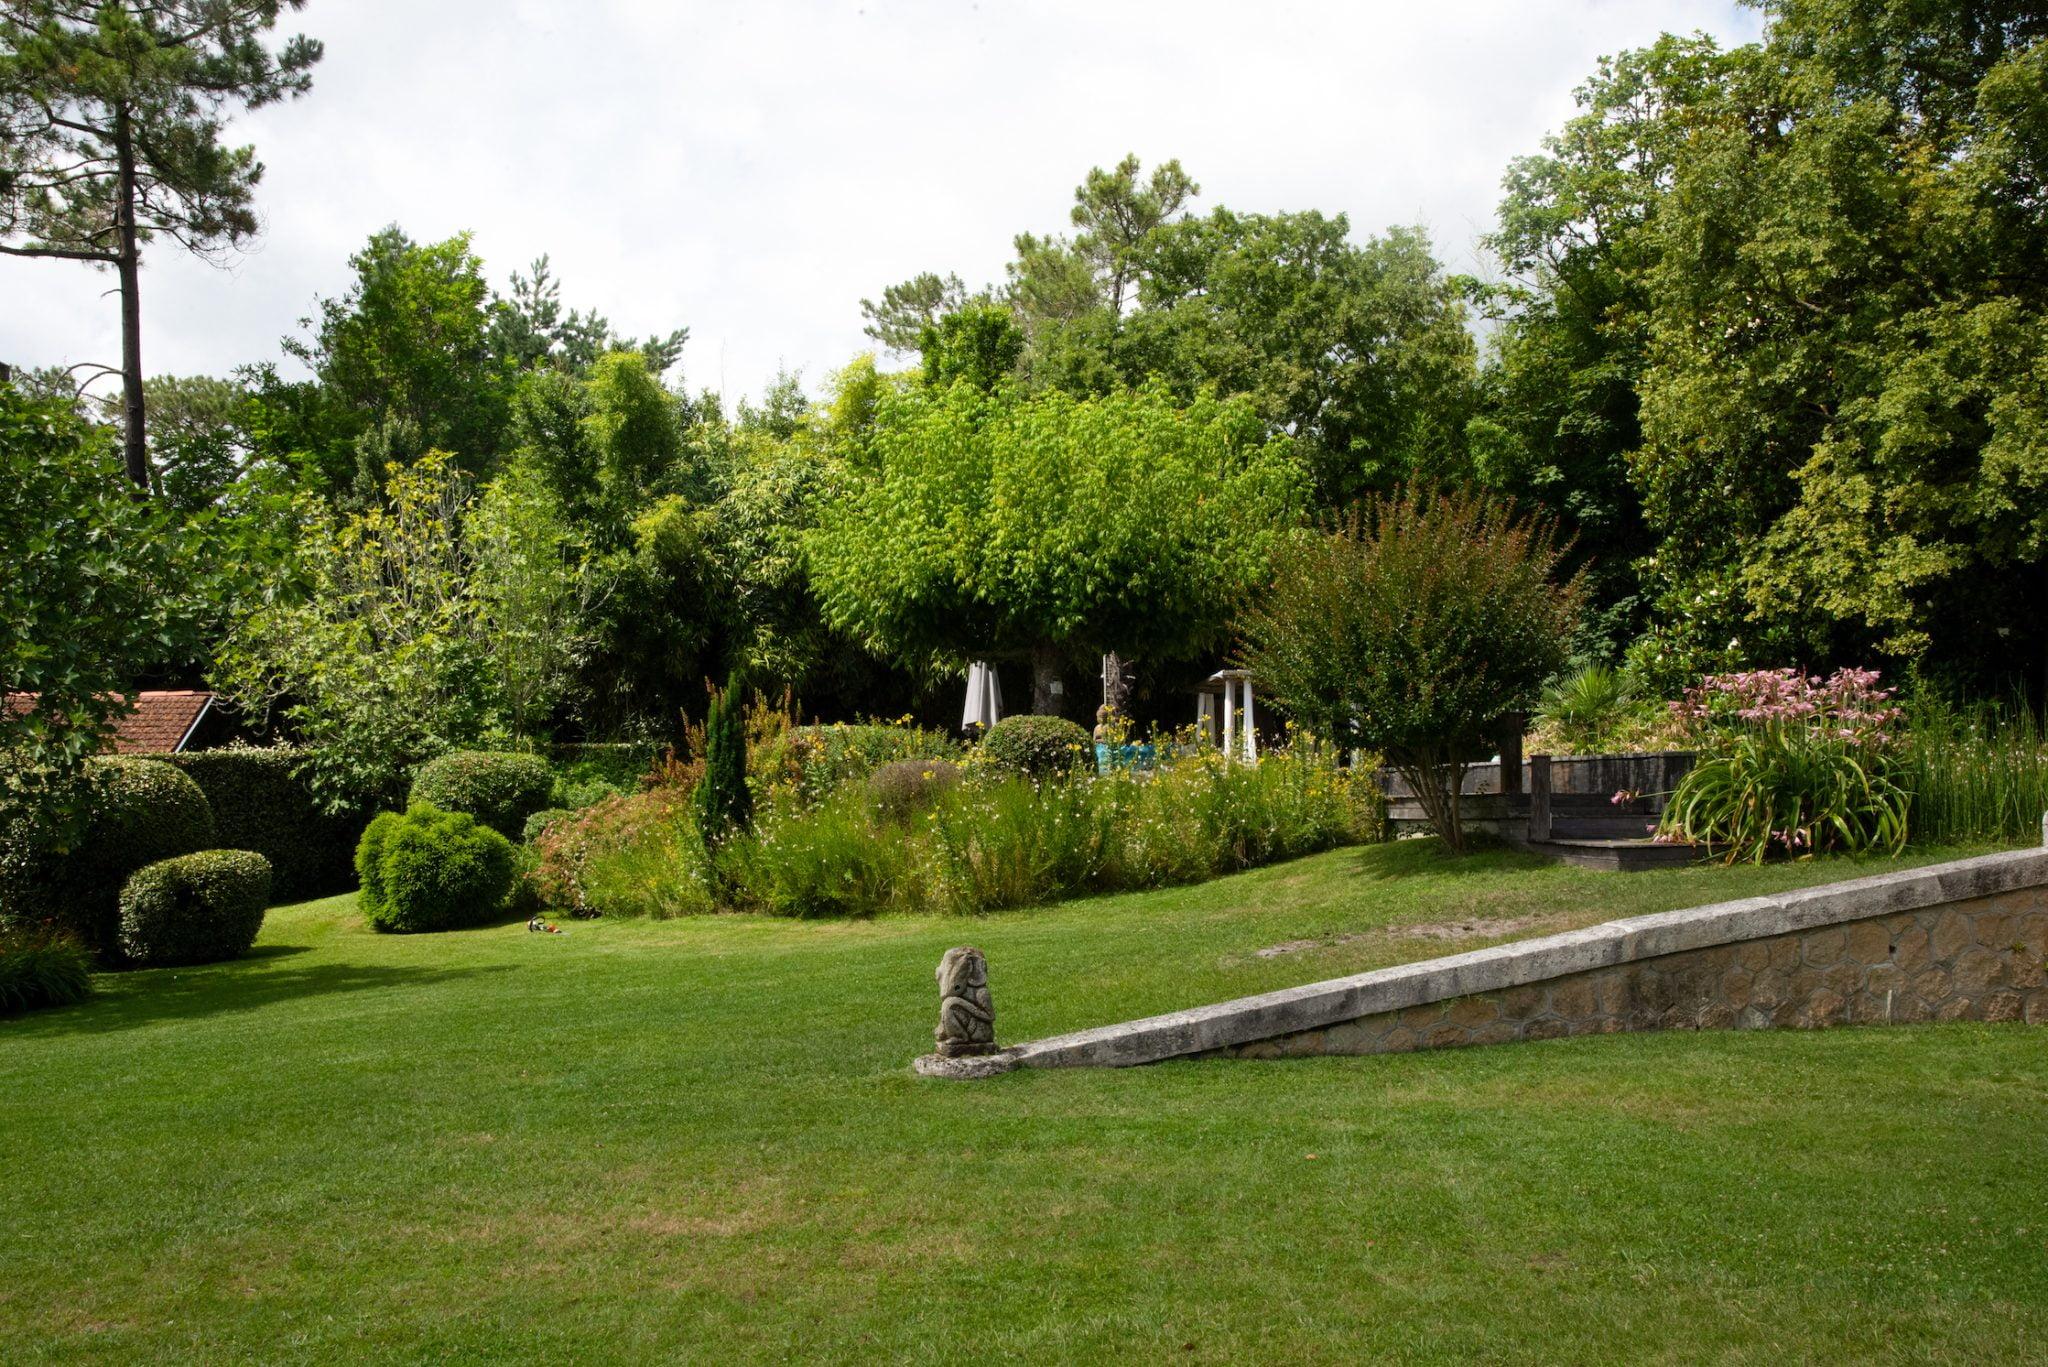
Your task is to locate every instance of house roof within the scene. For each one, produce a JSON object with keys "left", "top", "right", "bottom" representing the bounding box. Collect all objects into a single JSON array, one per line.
[{"left": 2, "top": 690, "right": 217, "bottom": 754}]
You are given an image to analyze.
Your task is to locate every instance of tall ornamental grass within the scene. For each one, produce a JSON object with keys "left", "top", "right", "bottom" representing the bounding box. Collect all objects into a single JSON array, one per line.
[
  {"left": 533, "top": 744, "right": 1376, "bottom": 920},
  {"left": 1895, "top": 694, "right": 2048, "bottom": 846}
]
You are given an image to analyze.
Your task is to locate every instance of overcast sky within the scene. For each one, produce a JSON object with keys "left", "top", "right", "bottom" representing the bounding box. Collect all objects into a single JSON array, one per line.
[{"left": 1, "top": 0, "right": 1764, "bottom": 405}]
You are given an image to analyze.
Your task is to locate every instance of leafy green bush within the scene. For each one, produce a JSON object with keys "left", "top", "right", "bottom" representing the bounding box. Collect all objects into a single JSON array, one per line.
[
  {"left": 528, "top": 786, "right": 714, "bottom": 919},
  {"left": 0, "top": 927, "right": 93, "bottom": 1015},
  {"left": 522, "top": 808, "right": 575, "bottom": 844},
  {"left": 410, "top": 751, "right": 556, "bottom": 840},
  {"left": 866, "top": 759, "right": 962, "bottom": 823},
  {"left": 1532, "top": 664, "right": 1643, "bottom": 754},
  {"left": 1237, "top": 486, "right": 1583, "bottom": 851},
  {"left": 719, "top": 744, "right": 1364, "bottom": 919},
  {"left": 116, "top": 850, "right": 271, "bottom": 966},
  {"left": 544, "top": 742, "right": 660, "bottom": 810},
  {"left": 167, "top": 746, "right": 362, "bottom": 901},
  {"left": 978, "top": 715, "right": 1091, "bottom": 780},
  {"left": 356, "top": 804, "right": 517, "bottom": 934},
  {"left": 0, "top": 756, "right": 216, "bottom": 953},
  {"left": 751, "top": 723, "right": 960, "bottom": 807}
]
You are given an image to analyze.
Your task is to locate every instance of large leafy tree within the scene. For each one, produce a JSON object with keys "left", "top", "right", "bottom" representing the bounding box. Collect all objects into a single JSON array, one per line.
[
  {"left": 0, "top": 1, "right": 320, "bottom": 487},
  {"left": 0, "top": 380, "right": 204, "bottom": 838},
  {"left": 808, "top": 381, "right": 1308, "bottom": 713},
  {"left": 1499, "top": 2, "right": 2048, "bottom": 692},
  {"left": 283, "top": 227, "right": 508, "bottom": 490},
  {"left": 1473, "top": 35, "right": 1732, "bottom": 660}
]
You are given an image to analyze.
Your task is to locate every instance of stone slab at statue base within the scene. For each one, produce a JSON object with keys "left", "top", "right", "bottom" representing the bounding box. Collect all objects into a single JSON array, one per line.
[{"left": 913, "top": 1049, "right": 1019, "bottom": 1080}]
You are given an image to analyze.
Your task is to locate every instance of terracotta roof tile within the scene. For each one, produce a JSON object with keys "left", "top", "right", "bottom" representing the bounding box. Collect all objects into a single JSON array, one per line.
[{"left": 2, "top": 690, "right": 217, "bottom": 754}]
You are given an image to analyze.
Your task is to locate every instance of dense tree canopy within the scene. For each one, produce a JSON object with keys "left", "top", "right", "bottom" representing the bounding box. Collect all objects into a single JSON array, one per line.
[{"left": 808, "top": 381, "right": 1307, "bottom": 711}]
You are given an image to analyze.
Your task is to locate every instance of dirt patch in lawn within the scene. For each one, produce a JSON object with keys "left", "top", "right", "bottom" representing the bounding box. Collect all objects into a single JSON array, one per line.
[{"left": 1253, "top": 914, "right": 1554, "bottom": 960}]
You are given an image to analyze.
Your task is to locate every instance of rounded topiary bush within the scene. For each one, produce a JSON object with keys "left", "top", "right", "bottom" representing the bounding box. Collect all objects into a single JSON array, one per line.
[
  {"left": 116, "top": 850, "right": 271, "bottom": 967},
  {"left": 522, "top": 807, "right": 575, "bottom": 844},
  {"left": 0, "top": 757, "right": 217, "bottom": 954},
  {"left": 410, "top": 751, "right": 555, "bottom": 841},
  {"left": 979, "top": 714, "right": 1092, "bottom": 780},
  {"left": 867, "top": 758, "right": 962, "bottom": 823},
  {"left": 356, "top": 804, "right": 517, "bottom": 934}
]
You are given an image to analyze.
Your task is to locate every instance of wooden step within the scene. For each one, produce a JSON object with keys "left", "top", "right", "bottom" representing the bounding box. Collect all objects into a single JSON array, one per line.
[{"left": 1526, "top": 838, "right": 1704, "bottom": 872}]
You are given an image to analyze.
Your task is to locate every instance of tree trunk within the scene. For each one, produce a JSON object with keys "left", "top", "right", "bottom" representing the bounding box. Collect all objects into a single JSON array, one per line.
[
  {"left": 1030, "top": 644, "right": 1063, "bottom": 716},
  {"left": 1102, "top": 651, "right": 1134, "bottom": 716},
  {"left": 114, "top": 106, "right": 149, "bottom": 491},
  {"left": 1401, "top": 749, "right": 1469, "bottom": 853}
]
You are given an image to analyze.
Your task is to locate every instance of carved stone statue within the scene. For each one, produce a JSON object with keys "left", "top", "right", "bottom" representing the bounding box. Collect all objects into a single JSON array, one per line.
[{"left": 934, "top": 945, "right": 997, "bottom": 1057}]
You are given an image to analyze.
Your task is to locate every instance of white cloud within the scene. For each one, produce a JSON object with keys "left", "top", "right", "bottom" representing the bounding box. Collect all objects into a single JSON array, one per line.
[{"left": 0, "top": 0, "right": 1764, "bottom": 404}]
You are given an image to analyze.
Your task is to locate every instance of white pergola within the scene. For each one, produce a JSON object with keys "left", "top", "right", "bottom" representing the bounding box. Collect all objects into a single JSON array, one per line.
[{"left": 1195, "top": 668, "right": 1258, "bottom": 761}]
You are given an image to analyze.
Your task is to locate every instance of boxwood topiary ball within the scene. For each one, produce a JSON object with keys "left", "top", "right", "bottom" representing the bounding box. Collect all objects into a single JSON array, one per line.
[
  {"left": 356, "top": 804, "right": 517, "bottom": 934},
  {"left": 0, "top": 757, "right": 218, "bottom": 955},
  {"left": 979, "top": 715, "right": 1093, "bottom": 780},
  {"left": 410, "top": 751, "right": 556, "bottom": 841},
  {"left": 117, "top": 849, "right": 271, "bottom": 967}
]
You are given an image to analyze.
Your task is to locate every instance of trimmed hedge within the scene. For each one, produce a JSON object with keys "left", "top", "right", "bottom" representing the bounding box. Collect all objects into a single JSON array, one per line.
[
  {"left": 357, "top": 804, "right": 517, "bottom": 934},
  {"left": 0, "top": 927, "right": 93, "bottom": 1015},
  {"left": 979, "top": 714, "right": 1092, "bottom": 780},
  {"left": 0, "top": 757, "right": 216, "bottom": 954},
  {"left": 165, "top": 747, "right": 362, "bottom": 902},
  {"left": 411, "top": 751, "right": 555, "bottom": 840},
  {"left": 117, "top": 849, "right": 271, "bottom": 966}
]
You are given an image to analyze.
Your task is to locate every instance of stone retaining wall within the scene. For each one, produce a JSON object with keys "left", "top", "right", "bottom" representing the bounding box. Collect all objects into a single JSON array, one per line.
[
  {"left": 970, "top": 847, "right": 2048, "bottom": 1075},
  {"left": 1220, "top": 885, "right": 2048, "bottom": 1060}
]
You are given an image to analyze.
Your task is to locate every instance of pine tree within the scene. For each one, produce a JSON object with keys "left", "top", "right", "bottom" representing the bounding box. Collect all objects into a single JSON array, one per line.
[
  {"left": 694, "top": 673, "right": 752, "bottom": 842},
  {"left": 0, "top": 2, "right": 322, "bottom": 487}
]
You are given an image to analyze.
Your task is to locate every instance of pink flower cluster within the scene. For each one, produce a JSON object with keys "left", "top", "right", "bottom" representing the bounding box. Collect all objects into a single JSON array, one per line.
[{"left": 1669, "top": 667, "right": 1901, "bottom": 747}]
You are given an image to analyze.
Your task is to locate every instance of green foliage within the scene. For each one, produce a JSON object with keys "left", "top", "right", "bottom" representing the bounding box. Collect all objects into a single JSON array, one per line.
[
  {"left": 0, "top": 384, "right": 207, "bottom": 841},
  {"left": 528, "top": 786, "right": 713, "bottom": 919},
  {"left": 284, "top": 228, "right": 508, "bottom": 487},
  {"left": 865, "top": 759, "right": 962, "bottom": 824},
  {"left": 0, "top": 926, "right": 92, "bottom": 1015},
  {"left": 1893, "top": 693, "right": 2048, "bottom": 847},
  {"left": 0, "top": 1, "right": 321, "bottom": 481},
  {"left": 751, "top": 723, "right": 961, "bottom": 807},
  {"left": 116, "top": 849, "right": 271, "bottom": 967},
  {"left": 1662, "top": 736, "right": 1909, "bottom": 866},
  {"left": 1494, "top": 7, "right": 2048, "bottom": 683},
  {"left": 217, "top": 452, "right": 496, "bottom": 811},
  {"left": 722, "top": 744, "right": 1366, "bottom": 919},
  {"left": 0, "top": 757, "right": 217, "bottom": 954},
  {"left": 918, "top": 303, "right": 1024, "bottom": 392},
  {"left": 469, "top": 461, "right": 604, "bottom": 741},
  {"left": 522, "top": 808, "right": 575, "bottom": 845},
  {"left": 410, "top": 751, "right": 556, "bottom": 841},
  {"left": 1533, "top": 664, "right": 1644, "bottom": 755},
  {"left": 809, "top": 381, "right": 1307, "bottom": 679},
  {"left": 695, "top": 674, "right": 753, "bottom": 842},
  {"left": 166, "top": 746, "right": 362, "bottom": 902},
  {"left": 1237, "top": 486, "right": 1583, "bottom": 851},
  {"left": 355, "top": 804, "right": 517, "bottom": 935},
  {"left": 978, "top": 715, "right": 1091, "bottom": 780}
]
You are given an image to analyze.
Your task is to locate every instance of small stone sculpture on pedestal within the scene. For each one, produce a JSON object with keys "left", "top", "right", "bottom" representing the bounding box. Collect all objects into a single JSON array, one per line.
[
  {"left": 935, "top": 945, "right": 996, "bottom": 1056},
  {"left": 914, "top": 946, "right": 1016, "bottom": 1078}
]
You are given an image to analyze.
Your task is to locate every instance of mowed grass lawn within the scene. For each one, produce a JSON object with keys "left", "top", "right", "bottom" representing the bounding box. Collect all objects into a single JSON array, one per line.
[{"left": 6, "top": 839, "right": 2047, "bottom": 1363}]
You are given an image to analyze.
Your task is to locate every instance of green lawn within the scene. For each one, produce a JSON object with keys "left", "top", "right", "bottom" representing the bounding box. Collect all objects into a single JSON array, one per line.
[{"left": 5, "top": 840, "right": 2046, "bottom": 1363}]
